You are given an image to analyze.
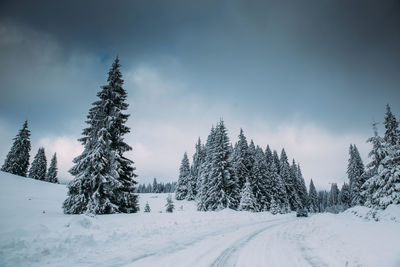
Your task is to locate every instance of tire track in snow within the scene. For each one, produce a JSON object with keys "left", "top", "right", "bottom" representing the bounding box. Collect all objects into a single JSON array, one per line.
[
  {"left": 209, "top": 218, "right": 294, "bottom": 267},
  {"left": 278, "top": 219, "right": 329, "bottom": 267},
  {"left": 210, "top": 217, "right": 331, "bottom": 267},
  {"left": 127, "top": 217, "right": 288, "bottom": 266},
  {"left": 299, "top": 246, "right": 329, "bottom": 267}
]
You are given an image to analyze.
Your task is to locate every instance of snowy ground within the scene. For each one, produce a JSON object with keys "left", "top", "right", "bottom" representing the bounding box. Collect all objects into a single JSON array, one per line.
[{"left": 0, "top": 171, "right": 400, "bottom": 267}]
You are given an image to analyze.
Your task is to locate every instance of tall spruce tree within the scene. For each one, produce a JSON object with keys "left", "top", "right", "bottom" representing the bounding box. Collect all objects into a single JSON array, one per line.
[
  {"left": 269, "top": 197, "right": 280, "bottom": 215},
  {"left": 295, "top": 163, "right": 309, "bottom": 209},
  {"left": 308, "top": 179, "right": 318, "bottom": 212},
  {"left": 279, "top": 149, "right": 289, "bottom": 174},
  {"left": 366, "top": 123, "right": 386, "bottom": 175},
  {"left": 354, "top": 145, "right": 366, "bottom": 205},
  {"left": 383, "top": 104, "right": 399, "bottom": 146},
  {"left": 262, "top": 146, "right": 276, "bottom": 210},
  {"left": 272, "top": 150, "right": 280, "bottom": 174},
  {"left": 339, "top": 183, "right": 351, "bottom": 210},
  {"left": 205, "top": 120, "right": 239, "bottom": 210},
  {"left": 265, "top": 145, "right": 273, "bottom": 166},
  {"left": 64, "top": 57, "right": 138, "bottom": 214},
  {"left": 28, "top": 147, "right": 47, "bottom": 180},
  {"left": 232, "top": 129, "right": 251, "bottom": 190},
  {"left": 347, "top": 144, "right": 365, "bottom": 206},
  {"left": 186, "top": 148, "right": 196, "bottom": 201},
  {"left": 197, "top": 126, "right": 215, "bottom": 211},
  {"left": 318, "top": 190, "right": 329, "bottom": 212},
  {"left": 248, "top": 146, "right": 269, "bottom": 211},
  {"left": 175, "top": 152, "right": 190, "bottom": 200},
  {"left": 186, "top": 181, "right": 195, "bottom": 201},
  {"left": 280, "top": 149, "right": 300, "bottom": 210},
  {"left": 328, "top": 183, "right": 340, "bottom": 212},
  {"left": 372, "top": 147, "right": 400, "bottom": 208},
  {"left": 191, "top": 138, "right": 204, "bottom": 196},
  {"left": 46, "top": 153, "right": 58, "bottom": 183},
  {"left": 1, "top": 121, "right": 31, "bottom": 177},
  {"left": 288, "top": 160, "right": 303, "bottom": 210},
  {"left": 248, "top": 140, "right": 256, "bottom": 172},
  {"left": 361, "top": 123, "right": 385, "bottom": 207},
  {"left": 105, "top": 57, "right": 139, "bottom": 213},
  {"left": 195, "top": 145, "right": 206, "bottom": 198},
  {"left": 269, "top": 160, "right": 289, "bottom": 213},
  {"left": 365, "top": 105, "right": 400, "bottom": 208},
  {"left": 152, "top": 178, "right": 158, "bottom": 193}
]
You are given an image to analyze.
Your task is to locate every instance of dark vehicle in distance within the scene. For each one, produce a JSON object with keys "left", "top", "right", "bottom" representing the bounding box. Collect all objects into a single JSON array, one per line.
[{"left": 296, "top": 209, "right": 308, "bottom": 217}]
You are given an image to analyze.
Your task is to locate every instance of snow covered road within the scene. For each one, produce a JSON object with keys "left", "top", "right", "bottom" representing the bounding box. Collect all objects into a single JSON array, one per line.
[
  {"left": 129, "top": 217, "right": 294, "bottom": 267},
  {"left": 126, "top": 212, "right": 400, "bottom": 267},
  {"left": 1, "top": 172, "right": 400, "bottom": 267},
  {"left": 236, "top": 218, "right": 329, "bottom": 267}
]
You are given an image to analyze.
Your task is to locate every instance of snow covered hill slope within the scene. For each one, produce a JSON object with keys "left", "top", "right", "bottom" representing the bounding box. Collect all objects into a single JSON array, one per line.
[{"left": 0, "top": 171, "right": 400, "bottom": 267}]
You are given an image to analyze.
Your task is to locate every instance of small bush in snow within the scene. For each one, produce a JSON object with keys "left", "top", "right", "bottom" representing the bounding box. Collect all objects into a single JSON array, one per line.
[
  {"left": 165, "top": 195, "right": 175, "bottom": 213},
  {"left": 144, "top": 202, "right": 151, "bottom": 212}
]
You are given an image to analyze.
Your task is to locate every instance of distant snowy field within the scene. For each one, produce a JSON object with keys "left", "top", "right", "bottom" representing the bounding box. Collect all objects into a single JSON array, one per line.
[{"left": 0, "top": 171, "right": 400, "bottom": 267}]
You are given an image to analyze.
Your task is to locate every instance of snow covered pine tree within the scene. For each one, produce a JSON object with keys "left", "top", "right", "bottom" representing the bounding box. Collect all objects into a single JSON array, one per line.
[
  {"left": 232, "top": 129, "right": 251, "bottom": 190},
  {"left": 1, "top": 121, "right": 31, "bottom": 177},
  {"left": 190, "top": 138, "right": 204, "bottom": 198},
  {"left": 308, "top": 179, "right": 318, "bottom": 212},
  {"left": 363, "top": 105, "right": 400, "bottom": 208},
  {"left": 63, "top": 57, "right": 139, "bottom": 214},
  {"left": 280, "top": 149, "right": 301, "bottom": 211},
  {"left": 269, "top": 197, "right": 280, "bottom": 215},
  {"left": 295, "top": 163, "right": 309, "bottom": 209},
  {"left": 46, "top": 153, "right": 59, "bottom": 183},
  {"left": 176, "top": 152, "right": 190, "bottom": 200},
  {"left": 28, "top": 147, "right": 47, "bottom": 181},
  {"left": 239, "top": 178, "right": 257, "bottom": 211},
  {"left": 267, "top": 149, "right": 289, "bottom": 213},
  {"left": 347, "top": 144, "right": 366, "bottom": 206},
  {"left": 197, "top": 126, "right": 216, "bottom": 211},
  {"left": 328, "top": 183, "right": 340, "bottom": 212},
  {"left": 339, "top": 183, "right": 351, "bottom": 210},
  {"left": 362, "top": 123, "right": 386, "bottom": 207},
  {"left": 205, "top": 120, "right": 239, "bottom": 210}
]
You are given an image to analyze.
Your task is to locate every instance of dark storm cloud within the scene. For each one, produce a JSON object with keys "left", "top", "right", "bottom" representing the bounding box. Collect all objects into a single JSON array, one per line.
[
  {"left": 0, "top": 0, "right": 218, "bottom": 59},
  {"left": 5, "top": 0, "right": 396, "bottom": 131}
]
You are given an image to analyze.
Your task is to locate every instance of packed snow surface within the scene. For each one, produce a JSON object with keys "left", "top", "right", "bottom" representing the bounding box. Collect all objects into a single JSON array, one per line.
[{"left": 0, "top": 171, "right": 399, "bottom": 267}]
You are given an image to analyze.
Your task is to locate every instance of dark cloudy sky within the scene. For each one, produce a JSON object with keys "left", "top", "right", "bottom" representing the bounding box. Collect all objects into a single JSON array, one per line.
[{"left": 0, "top": 0, "right": 399, "bottom": 188}]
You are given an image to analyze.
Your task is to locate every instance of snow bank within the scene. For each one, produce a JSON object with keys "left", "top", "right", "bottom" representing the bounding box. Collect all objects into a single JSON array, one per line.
[
  {"left": 344, "top": 205, "right": 400, "bottom": 223},
  {"left": 296, "top": 213, "right": 400, "bottom": 267}
]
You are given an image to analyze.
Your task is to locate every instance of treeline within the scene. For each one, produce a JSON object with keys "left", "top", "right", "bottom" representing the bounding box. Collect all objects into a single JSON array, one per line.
[
  {"left": 314, "top": 183, "right": 350, "bottom": 213},
  {"left": 1, "top": 121, "right": 59, "bottom": 184},
  {"left": 136, "top": 178, "right": 177, "bottom": 193},
  {"left": 176, "top": 120, "right": 310, "bottom": 213},
  {"left": 176, "top": 104, "right": 400, "bottom": 214}
]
